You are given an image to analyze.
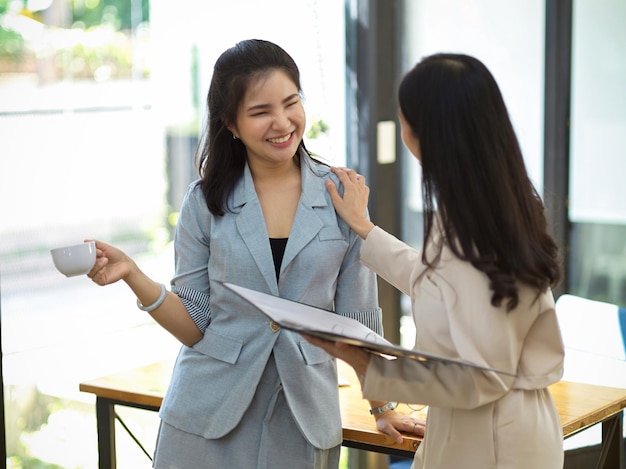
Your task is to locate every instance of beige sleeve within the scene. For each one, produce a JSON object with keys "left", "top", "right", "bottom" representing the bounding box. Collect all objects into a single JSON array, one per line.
[{"left": 360, "top": 226, "right": 426, "bottom": 297}]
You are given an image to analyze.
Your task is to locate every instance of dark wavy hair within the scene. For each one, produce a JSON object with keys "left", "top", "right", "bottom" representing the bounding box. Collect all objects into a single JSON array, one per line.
[
  {"left": 196, "top": 39, "right": 305, "bottom": 216},
  {"left": 398, "top": 53, "right": 561, "bottom": 311}
]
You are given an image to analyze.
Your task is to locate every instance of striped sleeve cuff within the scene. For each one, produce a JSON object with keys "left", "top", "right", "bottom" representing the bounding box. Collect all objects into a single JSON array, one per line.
[
  {"left": 171, "top": 284, "right": 211, "bottom": 333},
  {"left": 339, "top": 308, "right": 383, "bottom": 335}
]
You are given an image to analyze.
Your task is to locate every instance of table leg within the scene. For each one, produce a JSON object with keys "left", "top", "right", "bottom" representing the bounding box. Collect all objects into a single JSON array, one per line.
[
  {"left": 598, "top": 411, "right": 623, "bottom": 469},
  {"left": 96, "top": 397, "right": 116, "bottom": 469}
]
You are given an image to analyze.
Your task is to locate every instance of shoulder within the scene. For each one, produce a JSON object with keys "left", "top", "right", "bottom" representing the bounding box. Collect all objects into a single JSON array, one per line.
[
  {"left": 182, "top": 180, "right": 206, "bottom": 205},
  {"left": 303, "top": 149, "right": 332, "bottom": 176},
  {"left": 179, "top": 180, "right": 212, "bottom": 218},
  {"left": 304, "top": 151, "right": 345, "bottom": 192}
]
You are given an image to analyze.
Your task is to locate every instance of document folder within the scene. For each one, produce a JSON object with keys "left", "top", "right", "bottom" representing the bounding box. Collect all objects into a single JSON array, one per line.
[{"left": 222, "top": 282, "right": 516, "bottom": 377}]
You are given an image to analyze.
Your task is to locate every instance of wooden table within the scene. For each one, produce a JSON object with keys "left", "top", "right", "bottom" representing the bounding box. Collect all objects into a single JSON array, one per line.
[{"left": 80, "top": 360, "right": 626, "bottom": 469}]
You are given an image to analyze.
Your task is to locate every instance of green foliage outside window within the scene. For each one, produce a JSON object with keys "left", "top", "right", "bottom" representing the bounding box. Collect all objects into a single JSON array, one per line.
[
  {"left": 0, "top": 0, "right": 150, "bottom": 80},
  {"left": 71, "top": 0, "right": 150, "bottom": 30},
  {"left": 0, "top": 25, "right": 25, "bottom": 60},
  {"left": 0, "top": 0, "right": 11, "bottom": 15}
]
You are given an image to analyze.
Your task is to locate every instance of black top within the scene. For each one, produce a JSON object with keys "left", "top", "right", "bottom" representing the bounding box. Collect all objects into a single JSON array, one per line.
[{"left": 269, "top": 238, "right": 288, "bottom": 281}]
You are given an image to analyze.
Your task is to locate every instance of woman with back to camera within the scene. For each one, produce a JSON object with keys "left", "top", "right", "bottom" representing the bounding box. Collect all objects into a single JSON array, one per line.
[
  {"left": 308, "top": 53, "right": 565, "bottom": 468},
  {"left": 88, "top": 39, "right": 421, "bottom": 468}
]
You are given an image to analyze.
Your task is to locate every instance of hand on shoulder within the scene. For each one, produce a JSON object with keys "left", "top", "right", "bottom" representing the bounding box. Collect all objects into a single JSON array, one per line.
[{"left": 325, "top": 167, "right": 375, "bottom": 239}]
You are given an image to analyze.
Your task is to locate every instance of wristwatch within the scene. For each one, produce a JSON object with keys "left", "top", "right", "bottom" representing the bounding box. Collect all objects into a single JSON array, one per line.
[{"left": 369, "top": 401, "right": 397, "bottom": 415}]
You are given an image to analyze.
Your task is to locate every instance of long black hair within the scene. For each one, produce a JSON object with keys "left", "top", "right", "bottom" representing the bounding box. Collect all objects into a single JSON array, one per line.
[
  {"left": 398, "top": 53, "right": 561, "bottom": 310},
  {"left": 196, "top": 39, "right": 305, "bottom": 216}
]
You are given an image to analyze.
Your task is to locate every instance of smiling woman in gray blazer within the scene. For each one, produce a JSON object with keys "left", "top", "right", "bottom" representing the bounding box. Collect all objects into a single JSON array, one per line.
[{"left": 88, "top": 39, "right": 421, "bottom": 469}]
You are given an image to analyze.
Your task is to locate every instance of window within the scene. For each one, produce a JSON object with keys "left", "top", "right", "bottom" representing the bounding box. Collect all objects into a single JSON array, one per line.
[
  {"left": 0, "top": 0, "right": 346, "bottom": 466},
  {"left": 399, "top": 0, "right": 545, "bottom": 346},
  {"left": 568, "top": 0, "right": 626, "bottom": 307}
]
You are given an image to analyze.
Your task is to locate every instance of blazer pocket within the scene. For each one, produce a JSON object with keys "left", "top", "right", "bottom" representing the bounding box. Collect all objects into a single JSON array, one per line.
[
  {"left": 318, "top": 226, "right": 345, "bottom": 241},
  {"left": 192, "top": 328, "right": 243, "bottom": 365},
  {"left": 298, "top": 339, "right": 332, "bottom": 365}
]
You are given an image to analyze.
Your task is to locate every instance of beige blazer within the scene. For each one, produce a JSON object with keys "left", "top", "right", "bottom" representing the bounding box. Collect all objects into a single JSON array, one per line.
[{"left": 360, "top": 226, "right": 564, "bottom": 469}]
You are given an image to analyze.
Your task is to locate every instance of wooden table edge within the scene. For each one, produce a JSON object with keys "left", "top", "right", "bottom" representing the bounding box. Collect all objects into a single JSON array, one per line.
[
  {"left": 79, "top": 362, "right": 626, "bottom": 456},
  {"left": 79, "top": 382, "right": 164, "bottom": 409}
]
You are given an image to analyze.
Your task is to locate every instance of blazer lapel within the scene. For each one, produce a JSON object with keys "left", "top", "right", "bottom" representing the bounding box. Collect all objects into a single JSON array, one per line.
[
  {"left": 279, "top": 160, "right": 328, "bottom": 276},
  {"left": 232, "top": 155, "right": 330, "bottom": 292},
  {"left": 234, "top": 165, "right": 278, "bottom": 294}
]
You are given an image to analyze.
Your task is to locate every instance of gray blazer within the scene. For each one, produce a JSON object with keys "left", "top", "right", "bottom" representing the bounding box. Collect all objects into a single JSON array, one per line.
[{"left": 159, "top": 151, "right": 382, "bottom": 449}]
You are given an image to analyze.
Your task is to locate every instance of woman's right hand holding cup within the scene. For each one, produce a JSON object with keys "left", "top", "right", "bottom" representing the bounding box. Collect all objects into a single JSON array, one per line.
[{"left": 87, "top": 240, "right": 137, "bottom": 286}]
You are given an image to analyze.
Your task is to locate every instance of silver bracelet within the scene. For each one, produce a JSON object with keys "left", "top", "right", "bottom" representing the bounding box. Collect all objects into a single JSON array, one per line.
[
  {"left": 136, "top": 283, "right": 167, "bottom": 312},
  {"left": 369, "top": 401, "right": 397, "bottom": 415}
]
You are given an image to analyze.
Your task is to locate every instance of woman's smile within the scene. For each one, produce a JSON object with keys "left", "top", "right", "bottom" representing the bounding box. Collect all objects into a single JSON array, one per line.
[{"left": 267, "top": 132, "right": 294, "bottom": 145}]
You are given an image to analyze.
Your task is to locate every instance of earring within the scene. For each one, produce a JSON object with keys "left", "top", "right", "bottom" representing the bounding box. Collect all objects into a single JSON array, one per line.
[{"left": 233, "top": 134, "right": 238, "bottom": 140}]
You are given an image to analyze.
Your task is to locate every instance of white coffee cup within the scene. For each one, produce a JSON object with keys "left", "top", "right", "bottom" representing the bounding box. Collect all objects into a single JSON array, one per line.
[{"left": 50, "top": 241, "right": 96, "bottom": 277}]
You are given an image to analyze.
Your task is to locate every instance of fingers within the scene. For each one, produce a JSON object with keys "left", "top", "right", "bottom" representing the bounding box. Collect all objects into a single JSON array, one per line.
[
  {"left": 301, "top": 334, "right": 337, "bottom": 355},
  {"left": 301, "top": 334, "right": 327, "bottom": 348},
  {"left": 326, "top": 167, "right": 368, "bottom": 209},
  {"left": 409, "top": 419, "right": 426, "bottom": 437},
  {"left": 86, "top": 240, "right": 119, "bottom": 285},
  {"left": 331, "top": 167, "right": 366, "bottom": 185},
  {"left": 87, "top": 256, "right": 109, "bottom": 284},
  {"left": 386, "top": 426, "right": 404, "bottom": 445},
  {"left": 324, "top": 178, "right": 341, "bottom": 202},
  {"left": 377, "top": 412, "right": 426, "bottom": 444},
  {"left": 398, "top": 415, "right": 426, "bottom": 436},
  {"left": 326, "top": 167, "right": 366, "bottom": 200},
  {"left": 376, "top": 416, "right": 404, "bottom": 444}
]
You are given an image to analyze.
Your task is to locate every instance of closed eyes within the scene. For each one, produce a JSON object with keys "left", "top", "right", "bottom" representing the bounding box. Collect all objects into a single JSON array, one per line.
[{"left": 249, "top": 100, "right": 300, "bottom": 117}]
